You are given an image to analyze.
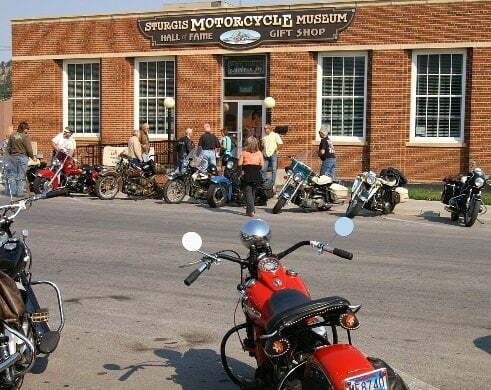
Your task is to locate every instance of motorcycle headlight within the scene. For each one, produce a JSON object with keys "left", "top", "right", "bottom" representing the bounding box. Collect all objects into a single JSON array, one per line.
[
  {"left": 474, "top": 177, "right": 485, "bottom": 188},
  {"left": 226, "top": 160, "right": 234, "bottom": 170},
  {"left": 293, "top": 173, "right": 303, "bottom": 183},
  {"left": 366, "top": 173, "right": 377, "bottom": 186}
]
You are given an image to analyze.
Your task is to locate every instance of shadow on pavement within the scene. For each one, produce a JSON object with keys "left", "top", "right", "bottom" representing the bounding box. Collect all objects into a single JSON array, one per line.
[
  {"left": 417, "top": 211, "right": 458, "bottom": 226},
  {"left": 474, "top": 335, "right": 491, "bottom": 354},
  {"left": 103, "top": 348, "right": 254, "bottom": 389},
  {"left": 30, "top": 355, "right": 50, "bottom": 374}
]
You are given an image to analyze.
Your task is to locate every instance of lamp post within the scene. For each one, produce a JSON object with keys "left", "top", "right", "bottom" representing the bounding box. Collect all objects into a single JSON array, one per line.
[
  {"left": 263, "top": 96, "right": 276, "bottom": 126},
  {"left": 164, "top": 96, "right": 175, "bottom": 168}
]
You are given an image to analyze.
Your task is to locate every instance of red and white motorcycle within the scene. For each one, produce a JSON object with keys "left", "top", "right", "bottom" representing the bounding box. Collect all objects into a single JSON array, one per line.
[{"left": 181, "top": 218, "right": 408, "bottom": 390}]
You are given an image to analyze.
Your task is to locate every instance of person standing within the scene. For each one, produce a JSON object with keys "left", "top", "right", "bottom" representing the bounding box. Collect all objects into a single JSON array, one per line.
[
  {"left": 176, "top": 128, "right": 194, "bottom": 173},
  {"left": 239, "top": 137, "right": 264, "bottom": 217},
  {"left": 6, "top": 121, "right": 34, "bottom": 197},
  {"left": 198, "top": 123, "right": 220, "bottom": 169},
  {"left": 51, "top": 126, "right": 76, "bottom": 156},
  {"left": 261, "top": 125, "right": 283, "bottom": 188},
  {"left": 220, "top": 128, "right": 233, "bottom": 157},
  {"left": 318, "top": 125, "right": 336, "bottom": 178},
  {"left": 139, "top": 123, "right": 150, "bottom": 161}
]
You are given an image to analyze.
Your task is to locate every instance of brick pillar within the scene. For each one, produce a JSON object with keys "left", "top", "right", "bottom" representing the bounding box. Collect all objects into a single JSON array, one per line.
[
  {"left": 269, "top": 51, "right": 317, "bottom": 169},
  {"left": 100, "top": 57, "right": 134, "bottom": 144},
  {"left": 468, "top": 48, "right": 491, "bottom": 173},
  {"left": 176, "top": 55, "right": 221, "bottom": 142},
  {"left": 12, "top": 60, "right": 63, "bottom": 159},
  {"left": 368, "top": 50, "right": 410, "bottom": 176}
]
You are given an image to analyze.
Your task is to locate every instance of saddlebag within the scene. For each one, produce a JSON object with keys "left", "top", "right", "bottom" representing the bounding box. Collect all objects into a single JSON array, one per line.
[
  {"left": 329, "top": 183, "right": 349, "bottom": 204},
  {"left": 442, "top": 182, "right": 459, "bottom": 205},
  {"left": 394, "top": 187, "right": 409, "bottom": 203},
  {"left": 0, "top": 271, "right": 25, "bottom": 323}
]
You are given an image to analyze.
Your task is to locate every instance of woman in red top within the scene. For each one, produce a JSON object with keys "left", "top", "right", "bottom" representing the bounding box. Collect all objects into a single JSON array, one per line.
[{"left": 239, "top": 137, "right": 264, "bottom": 217}]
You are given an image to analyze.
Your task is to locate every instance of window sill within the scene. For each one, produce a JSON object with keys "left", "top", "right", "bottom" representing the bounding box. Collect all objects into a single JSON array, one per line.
[
  {"left": 149, "top": 135, "right": 173, "bottom": 141},
  {"left": 406, "top": 142, "right": 466, "bottom": 148},
  {"left": 311, "top": 139, "right": 366, "bottom": 146},
  {"left": 73, "top": 135, "right": 100, "bottom": 141}
]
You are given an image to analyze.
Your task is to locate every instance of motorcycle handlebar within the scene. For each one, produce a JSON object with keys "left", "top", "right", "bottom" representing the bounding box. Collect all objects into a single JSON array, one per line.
[
  {"left": 184, "top": 262, "right": 208, "bottom": 286},
  {"left": 332, "top": 248, "right": 353, "bottom": 260}
]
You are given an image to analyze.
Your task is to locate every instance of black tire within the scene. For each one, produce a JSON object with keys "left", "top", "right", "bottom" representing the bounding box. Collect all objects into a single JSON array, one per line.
[
  {"left": 450, "top": 211, "right": 459, "bottom": 221},
  {"left": 346, "top": 198, "right": 361, "bottom": 218},
  {"left": 32, "top": 176, "right": 51, "bottom": 194},
  {"left": 207, "top": 183, "right": 227, "bottom": 208},
  {"left": 367, "top": 357, "right": 409, "bottom": 390},
  {"left": 464, "top": 199, "right": 480, "bottom": 227},
  {"left": 95, "top": 175, "right": 119, "bottom": 200},
  {"left": 382, "top": 201, "right": 396, "bottom": 215},
  {"left": 272, "top": 197, "right": 287, "bottom": 214},
  {"left": 163, "top": 179, "right": 186, "bottom": 204}
]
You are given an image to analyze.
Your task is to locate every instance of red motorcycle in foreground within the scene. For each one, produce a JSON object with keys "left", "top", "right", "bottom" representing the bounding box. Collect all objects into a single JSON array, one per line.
[
  {"left": 32, "top": 150, "right": 102, "bottom": 195},
  {"left": 181, "top": 218, "right": 408, "bottom": 390}
]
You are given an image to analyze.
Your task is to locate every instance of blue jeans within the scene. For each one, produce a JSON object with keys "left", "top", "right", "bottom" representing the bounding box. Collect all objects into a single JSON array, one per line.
[
  {"left": 262, "top": 153, "right": 278, "bottom": 187},
  {"left": 6, "top": 155, "right": 29, "bottom": 196},
  {"left": 202, "top": 150, "right": 216, "bottom": 170},
  {"left": 320, "top": 158, "right": 336, "bottom": 179}
]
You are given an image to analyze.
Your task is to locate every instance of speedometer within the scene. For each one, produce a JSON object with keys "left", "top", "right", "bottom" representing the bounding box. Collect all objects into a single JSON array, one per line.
[{"left": 258, "top": 257, "right": 280, "bottom": 273}]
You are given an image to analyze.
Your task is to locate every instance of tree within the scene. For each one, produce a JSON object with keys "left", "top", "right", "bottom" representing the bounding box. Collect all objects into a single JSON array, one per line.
[{"left": 0, "top": 62, "right": 12, "bottom": 100}]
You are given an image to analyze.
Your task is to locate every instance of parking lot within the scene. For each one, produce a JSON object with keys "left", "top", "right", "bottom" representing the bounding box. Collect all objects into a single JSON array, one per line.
[{"left": 3, "top": 194, "right": 489, "bottom": 389}]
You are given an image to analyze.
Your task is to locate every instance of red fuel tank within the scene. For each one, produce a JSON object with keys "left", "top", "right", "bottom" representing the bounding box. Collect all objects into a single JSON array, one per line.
[{"left": 244, "top": 257, "right": 310, "bottom": 328}]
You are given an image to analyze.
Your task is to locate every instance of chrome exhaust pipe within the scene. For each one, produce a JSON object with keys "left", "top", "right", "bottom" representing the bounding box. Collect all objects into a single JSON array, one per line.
[
  {"left": 0, "top": 352, "right": 21, "bottom": 372},
  {"left": 2, "top": 322, "right": 35, "bottom": 375}
]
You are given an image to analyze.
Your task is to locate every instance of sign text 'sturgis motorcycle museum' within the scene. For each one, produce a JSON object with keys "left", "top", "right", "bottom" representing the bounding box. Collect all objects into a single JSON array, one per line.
[{"left": 138, "top": 8, "right": 356, "bottom": 49}]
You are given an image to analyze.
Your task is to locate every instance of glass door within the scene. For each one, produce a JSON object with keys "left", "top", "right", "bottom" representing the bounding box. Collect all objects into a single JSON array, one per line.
[{"left": 223, "top": 102, "right": 264, "bottom": 157}]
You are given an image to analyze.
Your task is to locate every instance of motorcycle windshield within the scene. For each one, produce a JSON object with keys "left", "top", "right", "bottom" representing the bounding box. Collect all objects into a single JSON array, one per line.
[
  {"left": 289, "top": 150, "right": 316, "bottom": 180},
  {"left": 186, "top": 147, "right": 207, "bottom": 171}
]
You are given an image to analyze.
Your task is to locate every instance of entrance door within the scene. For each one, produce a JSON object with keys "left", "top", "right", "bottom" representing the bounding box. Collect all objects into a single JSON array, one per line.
[{"left": 223, "top": 101, "right": 264, "bottom": 157}]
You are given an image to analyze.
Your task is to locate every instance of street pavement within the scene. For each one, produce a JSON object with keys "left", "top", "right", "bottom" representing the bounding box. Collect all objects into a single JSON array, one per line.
[{"left": 0, "top": 194, "right": 488, "bottom": 389}]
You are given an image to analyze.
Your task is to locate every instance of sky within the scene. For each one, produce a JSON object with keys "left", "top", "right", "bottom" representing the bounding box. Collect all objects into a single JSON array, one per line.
[{"left": 0, "top": 0, "right": 299, "bottom": 62}]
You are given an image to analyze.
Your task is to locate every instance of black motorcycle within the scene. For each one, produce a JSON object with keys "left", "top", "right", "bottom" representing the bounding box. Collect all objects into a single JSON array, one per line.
[
  {"left": 442, "top": 166, "right": 488, "bottom": 227},
  {"left": 95, "top": 155, "right": 166, "bottom": 200},
  {"left": 346, "top": 167, "right": 409, "bottom": 218},
  {"left": 163, "top": 147, "right": 215, "bottom": 204},
  {"left": 207, "top": 154, "right": 273, "bottom": 208},
  {"left": 0, "top": 190, "right": 66, "bottom": 388}
]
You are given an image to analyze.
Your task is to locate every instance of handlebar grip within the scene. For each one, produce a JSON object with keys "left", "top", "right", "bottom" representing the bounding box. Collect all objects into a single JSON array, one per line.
[
  {"left": 184, "top": 263, "right": 207, "bottom": 286},
  {"left": 333, "top": 248, "right": 353, "bottom": 260}
]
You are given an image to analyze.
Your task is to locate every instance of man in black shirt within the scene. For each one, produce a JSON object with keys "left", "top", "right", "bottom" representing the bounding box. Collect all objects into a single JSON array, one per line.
[
  {"left": 318, "top": 125, "right": 336, "bottom": 178},
  {"left": 198, "top": 123, "right": 220, "bottom": 169},
  {"left": 176, "top": 128, "right": 194, "bottom": 172}
]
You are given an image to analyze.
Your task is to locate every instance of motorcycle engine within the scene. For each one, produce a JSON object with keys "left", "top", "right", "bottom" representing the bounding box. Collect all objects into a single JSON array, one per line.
[
  {"left": 300, "top": 193, "right": 326, "bottom": 209},
  {"left": 126, "top": 177, "right": 154, "bottom": 197},
  {"left": 66, "top": 175, "right": 89, "bottom": 193}
]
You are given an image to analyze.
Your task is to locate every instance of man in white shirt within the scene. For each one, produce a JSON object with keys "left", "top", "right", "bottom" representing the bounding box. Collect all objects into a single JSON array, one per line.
[
  {"left": 261, "top": 125, "right": 283, "bottom": 187},
  {"left": 51, "top": 127, "right": 76, "bottom": 156}
]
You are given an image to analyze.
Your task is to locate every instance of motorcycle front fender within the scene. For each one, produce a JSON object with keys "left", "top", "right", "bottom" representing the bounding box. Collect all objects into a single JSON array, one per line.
[
  {"left": 211, "top": 176, "right": 233, "bottom": 200},
  {"left": 309, "top": 344, "right": 374, "bottom": 390}
]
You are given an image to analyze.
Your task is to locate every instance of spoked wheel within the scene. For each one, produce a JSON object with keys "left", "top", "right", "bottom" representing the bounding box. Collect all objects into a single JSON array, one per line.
[
  {"left": 32, "top": 177, "right": 52, "bottom": 194},
  {"left": 207, "top": 184, "right": 227, "bottom": 208},
  {"left": 163, "top": 179, "right": 186, "bottom": 204},
  {"left": 220, "top": 324, "right": 256, "bottom": 388},
  {"left": 0, "top": 376, "right": 24, "bottom": 390},
  {"left": 95, "top": 175, "right": 120, "bottom": 200}
]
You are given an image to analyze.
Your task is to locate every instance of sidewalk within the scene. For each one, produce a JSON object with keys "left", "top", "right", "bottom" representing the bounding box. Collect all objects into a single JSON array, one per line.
[{"left": 391, "top": 199, "right": 491, "bottom": 221}]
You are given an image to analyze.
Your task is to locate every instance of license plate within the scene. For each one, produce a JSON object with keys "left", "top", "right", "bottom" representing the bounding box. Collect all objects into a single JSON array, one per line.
[{"left": 344, "top": 368, "right": 388, "bottom": 390}]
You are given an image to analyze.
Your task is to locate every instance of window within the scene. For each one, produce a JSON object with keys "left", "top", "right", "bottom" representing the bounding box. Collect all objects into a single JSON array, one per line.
[
  {"left": 223, "top": 55, "right": 266, "bottom": 100},
  {"left": 411, "top": 50, "right": 466, "bottom": 142},
  {"left": 63, "top": 60, "right": 100, "bottom": 135},
  {"left": 134, "top": 57, "right": 175, "bottom": 137},
  {"left": 318, "top": 53, "right": 367, "bottom": 140}
]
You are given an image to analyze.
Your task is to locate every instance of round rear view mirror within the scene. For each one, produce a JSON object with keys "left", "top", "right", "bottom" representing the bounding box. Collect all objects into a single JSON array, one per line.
[
  {"left": 334, "top": 217, "right": 354, "bottom": 237},
  {"left": 182, "top": 232, "right": 203, "bottom": 252}
]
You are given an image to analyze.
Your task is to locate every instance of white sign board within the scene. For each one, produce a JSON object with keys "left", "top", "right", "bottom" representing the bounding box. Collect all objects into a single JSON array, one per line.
[{"left": 102, "top": 146, "right": 155, "bottom": 167}]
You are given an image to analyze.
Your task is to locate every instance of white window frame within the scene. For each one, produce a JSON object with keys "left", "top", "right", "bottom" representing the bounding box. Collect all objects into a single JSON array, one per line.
[
  {"left": 63, "top": 59, "right": 101, "bottom": 139},
  {"left": 316, "top": 51, "right": 368, "bottom": 142},
  {"left": 410, "top": 49, "right": 467, "bottom": 144},
  {"left": 134, "top": 56, "right": 175, "bottom": 140}
]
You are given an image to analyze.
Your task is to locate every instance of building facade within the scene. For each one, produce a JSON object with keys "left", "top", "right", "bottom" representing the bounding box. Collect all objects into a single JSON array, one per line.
[{"left": 11, "top": 0, "right": 491, "bottom": 181}]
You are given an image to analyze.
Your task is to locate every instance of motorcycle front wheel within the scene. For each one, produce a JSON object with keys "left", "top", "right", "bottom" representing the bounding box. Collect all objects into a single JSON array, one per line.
[
  {"left": 272, "top": 197, "right": 287, "bottom": 214},
  {"left": 32, "top": 177, "right": 52, "bottom": 194},
  {"left": 95, "top": 175, "right": 119, "bottom": 200},
  {"left": 346, "top": 198, "right": 361, "bottom": 218},
  {"left": 464, "top": 198, "right": 480, "bottom": 227},
  {"left": 207, "top": 183, "right": 227, "bottom": 208},
  {"left": 163, "top": 179, "right": 186, "bottom": 204}
]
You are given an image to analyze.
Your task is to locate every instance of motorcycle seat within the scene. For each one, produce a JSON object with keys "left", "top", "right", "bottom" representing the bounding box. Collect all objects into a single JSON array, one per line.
[
  {"left": 266, "top": 294, "right": 351, "bottom": 334},
  {"left": 380, "top": 178, "right": 397, "bottom": 187},
  {"left": 311, "top": 175, "right": 333, "bottom": 186}
]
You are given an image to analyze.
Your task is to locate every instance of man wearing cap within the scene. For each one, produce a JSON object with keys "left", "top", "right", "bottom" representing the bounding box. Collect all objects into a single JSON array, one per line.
[{"left": 51, "top": 126, "right": 76, "bottom": 157}]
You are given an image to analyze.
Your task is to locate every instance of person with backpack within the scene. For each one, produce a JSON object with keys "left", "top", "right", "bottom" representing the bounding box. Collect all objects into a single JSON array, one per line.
[
  {"left": 220, "top": 128, "right": 233, "bottom": 158},
  {"left": 176, "top": 128, "right": 194, "bottom": 173}
]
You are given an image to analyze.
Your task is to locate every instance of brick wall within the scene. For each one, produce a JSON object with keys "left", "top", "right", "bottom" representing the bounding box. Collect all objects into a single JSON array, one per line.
[{"left": 12, "top": 60, "right": 62, "bottom": 159}]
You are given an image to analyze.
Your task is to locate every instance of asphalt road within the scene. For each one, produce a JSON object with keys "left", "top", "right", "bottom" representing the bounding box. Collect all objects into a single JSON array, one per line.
[{"left": 2, "top": 194, "right": 488, "bottom": 390}]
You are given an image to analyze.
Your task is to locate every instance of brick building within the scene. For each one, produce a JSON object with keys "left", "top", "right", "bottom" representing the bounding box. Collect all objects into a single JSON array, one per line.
[{"left": 11, "top": 0, "right": 491, "bottom": 181}]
